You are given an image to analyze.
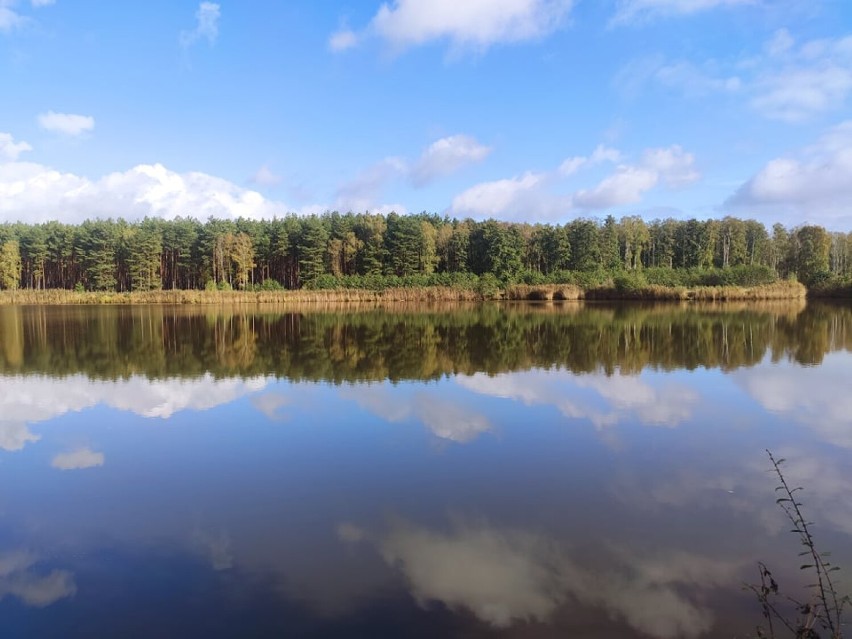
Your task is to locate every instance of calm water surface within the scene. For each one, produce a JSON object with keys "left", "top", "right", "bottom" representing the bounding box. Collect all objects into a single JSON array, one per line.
[{"left": 1, "top": 301, "right": 851, "bottom": 638}]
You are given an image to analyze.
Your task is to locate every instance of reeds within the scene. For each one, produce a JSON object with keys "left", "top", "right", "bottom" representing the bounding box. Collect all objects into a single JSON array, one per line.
[{"left": 0, "top": 280, "right": 807, "bottom": 306}]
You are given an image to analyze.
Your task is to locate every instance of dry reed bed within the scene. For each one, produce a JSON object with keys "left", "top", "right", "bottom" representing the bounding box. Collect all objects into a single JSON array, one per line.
[{"left": 0, "top": 280, "right": 806, "bottom": 306}]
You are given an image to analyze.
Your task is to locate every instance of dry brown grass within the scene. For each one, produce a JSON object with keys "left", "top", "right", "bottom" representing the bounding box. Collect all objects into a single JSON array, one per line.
[{"left": 0, "top": 280, "right": 806, "bottom": 306}]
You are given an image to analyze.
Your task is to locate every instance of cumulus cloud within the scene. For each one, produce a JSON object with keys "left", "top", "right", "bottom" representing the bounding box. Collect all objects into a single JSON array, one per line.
[
  {"left": 733, "top": 353, "right": 852, "bottom": 450},
  {"left": 410, "top": 135, "right": 491, "bottom": 186},
  {"left": 51, "top": 447, "right": 105, "bottom": 470},
  {"left": 0, "top": 374, "right": 269, "bottom": 452},
  {"left": 450, "top": 143, "right": 697, "bottom": 219},
  {"left": 727, "top": 120, "right": 852, "bottom": 225},
  {"left": 179, "top": 2, "right": 220, "bottom": 48},
  {"left": 346, "top": 517, "right": 739, "bottom": 637},
  {"left": 457, "top": 369, "right": 698, "bottom": 430},
  {"left": 0, "top": 133, "right": 31, "bottom": 160},
  {"left": 611, "top": 0, "right": 754, "bottom": 25},
  {"left": 450, "top": 171, "right": 556, "bottom": 219},
  {"left": 335, "top": 0, "right": 573, "bottom": 55},
  {"left": 0, "top": 550, "right": 76, "bottom": 607},
  {"left": 0, "top": 422, "right": 40, "bottom": 452},
  {"left": 0, "top": 161, "right": 290, "bottom": 223},
  {"left": 343, "top": 386, "right": 492, "bottom": 443},
  {"left": 37, "top": 111, "right": 94, "bottom": 137}
]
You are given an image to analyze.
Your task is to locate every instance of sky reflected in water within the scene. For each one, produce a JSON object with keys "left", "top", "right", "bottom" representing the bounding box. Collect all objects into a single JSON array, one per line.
[{"left": 0, "top": 302, "right": 851, "bottom": 638}]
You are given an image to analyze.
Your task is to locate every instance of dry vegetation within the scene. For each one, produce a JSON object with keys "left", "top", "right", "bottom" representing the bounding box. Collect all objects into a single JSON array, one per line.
[{"left": 0, "top": 280, "right": 807, "bottom": 306}]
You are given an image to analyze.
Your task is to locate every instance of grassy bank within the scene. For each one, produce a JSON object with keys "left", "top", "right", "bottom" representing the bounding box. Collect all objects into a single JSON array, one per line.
[{"left": 0, "top": 280, "right": 807, "bottom": 305}]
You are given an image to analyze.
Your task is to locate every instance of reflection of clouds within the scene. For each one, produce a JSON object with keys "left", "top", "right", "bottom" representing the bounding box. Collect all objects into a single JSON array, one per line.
[
  {"left": 0, "top": 422, "right": 40, "bottom": 452},
  {"left": 51, "top": 447, "right": 105, "bottom": 470},
  {"left": 379, "top": 520, "right": 563, "bottom": 628},
  {"left": 0, "top": 374, "right": 268, "bottom": 452},
  {"left": 734, "top": 354, "right": 852, "bottom": 449},
  {"left": 0, "top": 550, "right": 76, "bottom": 607},
  {"left": 344, "top": 387, "right": 492, "bottom": 443},
  {"left": 458, "top": 370, "right": 698, "bottom": 429},
  {"left": 250, "top": 392, "right": 290, "bottom": 421},
  {"left": 341, "top": 518, "right": 738, "bottom": 638},
  {"left": 193, "top": 530, "right": 233, "bottom": 571}
]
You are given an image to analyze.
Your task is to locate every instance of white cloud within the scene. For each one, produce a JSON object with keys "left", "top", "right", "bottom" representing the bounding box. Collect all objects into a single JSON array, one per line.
[
  {"left": 0, "top": 0, "right": 53, "bottom": 32},
  {"left": 734, "top": 353, "right": 852, "bottom": 450},
  {"left": 620, "top": 31, "right": 852, "bottom": 122},
  {"left": 575, "top": 145, "right": 698, "bottom": 209},
  {"left": 179, "top": 1, "right": 220, "bottom": 48},
  {"left": 0, "top": 550, "right": 76, "bottom": 607},
  {"left": 0, "top": 422, "right": 40, "bottom": 452},
  {"left": 0, "top": 132, "right": 31, "bottom": 160},
  {"left": 337, "top": 0, "right": 573, "bottom": 54},
  {"left": 450, "top": 171, "right": 552, "bottom": 219},
  {"left": 559, "top": 144, "right": 621, "bottom": 176},
  {"left": 0, "top": 161, "right": 291, "bottom": 223},
  {"left": 336, "top": 133, "right": 490, "bottom": 211},
  {"left": 328, "top": 28, "right": 358, "bottom": 52},
  {"left": 249, "top": 164, "right": 282, "bottom": 187},
  {"left": 727, "top": 120, "right": 852, "bottom": 225},
  {"left": 343, "top": 386, "right": 493, "bottom": 443},
  {"left": 409, "top": 134, "right": 491, "bottom": 186},
  {"left": 0, "top": 374, "right": 269, "bottom": 452},
  {"left": 458, "top": 369, "right": 698, "bottom": 430},
  {"left": 356, "top": 517, "right": 739, "bottom": 637},
  {"left": 451, "top": 143, "right": 697, "bottom": 219},
  {"left": 51, "top": 447, "right": 105, "bottom": 470},
  {"left": 749, "top": 32, "right": 852, "bottom": 122},
  {"left": 37, "top": 111, "right": 95, "bottom": 137},
  {"left": 250, "top": 392, "right": 290, "bottom": 421},
  {"left": 572, "top": 165, "right": 659, "bottom": 209},
  {"left": 380, "top": 519, "right": 564, "bottom": 627},
  {"left": 611, "top": 0, "right": 754, "bottom": 25}
]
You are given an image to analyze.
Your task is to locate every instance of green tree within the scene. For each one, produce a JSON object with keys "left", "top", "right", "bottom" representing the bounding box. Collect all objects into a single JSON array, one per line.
[{"left": 0, "top": 240, "right": 22, "bottom": 290}]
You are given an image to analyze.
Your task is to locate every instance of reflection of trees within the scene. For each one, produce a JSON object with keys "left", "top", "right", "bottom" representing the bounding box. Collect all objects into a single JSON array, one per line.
[{"left": 0, "top": 301, "right": 849, "bottom": 382}]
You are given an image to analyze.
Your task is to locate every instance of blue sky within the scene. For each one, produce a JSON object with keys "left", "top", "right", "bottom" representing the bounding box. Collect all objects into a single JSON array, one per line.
[{"left": 1, "top": 0, "right": 851, "bottom": 227}]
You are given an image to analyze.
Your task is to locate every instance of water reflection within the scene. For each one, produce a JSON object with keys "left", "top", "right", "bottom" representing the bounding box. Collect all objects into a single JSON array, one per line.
[
  {"left": 5, "top": 300, "right": 852, "bottom": 381},
  {"left": 0, "top": 551, "right": 76, "bottom": 608},
  {"left": 0, "top": 301, "right": 850, "bottom": 637},
  {"left": 338, "top": 517, "right": 742, "bottom": 638}
]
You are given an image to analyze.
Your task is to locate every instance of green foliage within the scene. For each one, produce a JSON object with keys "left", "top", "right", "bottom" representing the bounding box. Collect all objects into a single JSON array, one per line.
[
  {"left": 0, "top": 213, "right": 844, "bottom": 294},
  {"left": 0, "top": 240, "right": 22, "bottom": 290}
]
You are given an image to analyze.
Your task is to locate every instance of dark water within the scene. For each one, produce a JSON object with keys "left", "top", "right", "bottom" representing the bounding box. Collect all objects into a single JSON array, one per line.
[{"left": 1, "top": 301, "right": 851, "bottom": 638}]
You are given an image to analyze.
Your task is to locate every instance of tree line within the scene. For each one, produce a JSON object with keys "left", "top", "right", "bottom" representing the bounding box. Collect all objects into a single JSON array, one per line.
[{"left": 0, "top": 212, "right": 848, "bottom": 292}]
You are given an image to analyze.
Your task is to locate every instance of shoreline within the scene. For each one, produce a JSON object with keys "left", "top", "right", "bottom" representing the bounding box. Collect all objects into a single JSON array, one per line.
[{"left": 0, "top": 281, "right": 809, "bottom": 305}]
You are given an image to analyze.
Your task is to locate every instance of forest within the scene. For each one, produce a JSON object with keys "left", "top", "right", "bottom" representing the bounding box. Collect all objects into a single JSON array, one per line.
[{"left": 0, "top": 212, "right": 849, "bottom": 293}]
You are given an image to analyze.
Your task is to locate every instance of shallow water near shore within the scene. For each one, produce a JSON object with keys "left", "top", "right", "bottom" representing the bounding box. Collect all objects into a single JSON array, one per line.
[{"left": 1, "top": 301, "right": 851, "bottom": 638}]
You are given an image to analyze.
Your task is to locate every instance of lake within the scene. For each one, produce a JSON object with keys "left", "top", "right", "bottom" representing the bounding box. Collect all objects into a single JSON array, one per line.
[{"left": 1, "top": 301, "right": 851, "bottom": 638}]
